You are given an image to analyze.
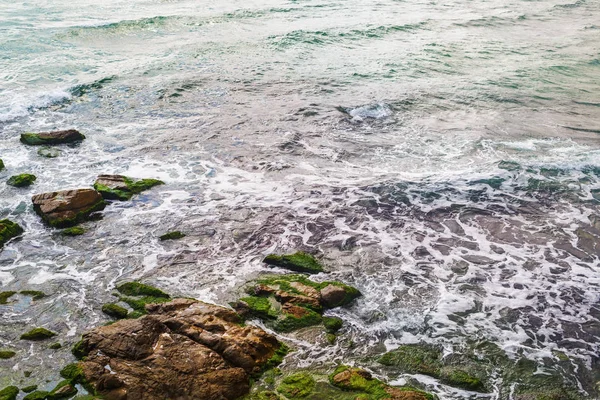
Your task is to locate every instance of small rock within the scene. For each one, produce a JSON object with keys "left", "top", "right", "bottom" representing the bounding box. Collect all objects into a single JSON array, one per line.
[
  {"left": 7, "top": 173, "right": 36, "bottom": 187},
  {"left": 0, "top": 219, "right": 24, "bottom": 248},
  {"left": 320, "top": 285, "right": 348, "bottom": 308},
  {"left": 20, "top": 327, "right": 56, "bottom": 341},
  {"left": 159, "top": 231, "right": 185, "bottom": 241},
  {"left": 37, "top": 147, "right": 61, "bottom": 158}
]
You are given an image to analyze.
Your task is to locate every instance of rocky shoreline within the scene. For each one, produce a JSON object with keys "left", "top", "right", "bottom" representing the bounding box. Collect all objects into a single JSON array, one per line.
[{"left": 1, "top": 130, "right": 599, "bottom": 399}]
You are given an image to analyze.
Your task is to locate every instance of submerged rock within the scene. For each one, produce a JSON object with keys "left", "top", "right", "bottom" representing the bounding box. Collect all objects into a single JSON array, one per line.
[
  {"left": 93, "top": 174, "right": 164, "bottom": 201},
  {"left": 159, "top": 231, "right": 185, "bottom": 241},
  {"left": 37, "top": 147, "right": 62, "bottom": 158},
  {"left": 7, "top": 173, "right": 36, "bottom": 187},
  {"left": 101, "top": 303, "right": 128, "bottom": 319},
  {"left": 0, "top": 219, "right": 24, "bottom": 248},
  {"left": 20, "top": 327, "right": 57, "bottom": 341},
  {"left": 0, "top": 350, "right": 16, "bottom": 359},
  {"left": 32, "top": 189, "right": 105, "bottom": 228},
  {"left": 263, "top": 252, "right": 325, "bottom": 273},
  {"left": 0, "top": 386, "right": 18, "bottom": 400},
  {"left": 233, "top": 274, "right": 360, "bottom": 333},
  {"left": 74, "top": 298, "right": 286, "bottom": 400},
  {"left": 0, "top": 291, "right": 16, "bottom": 304},
  {"left": 20, "top": 130, "right": 85, "bottom": 146}
]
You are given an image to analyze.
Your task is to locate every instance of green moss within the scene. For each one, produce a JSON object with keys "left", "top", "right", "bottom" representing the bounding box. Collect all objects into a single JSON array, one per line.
[
  {"left": 20, "top": 290, "right": 46, "bottom": 300},
  {"left": 61, "top": 227, "right": 85, "bottom": 236},
  {"left": 22, "top": 385, "right": 38, "bottom": 393},
  {"left": 326, "top": 333, "right": 337, "bottom": 345},
  {"left": 378, "top": 344, "right": 442, "bottom": 377},
  {"left": 0, "top": 291, "right": 16, "bottom": 304},
  {"left": 0, "top": 219, "right": 24, "bottom": 248},
  {"left": 323, "top": 317, "right": 343, "bottom": 333},
  {"left": 263, "top": 252, "right": 324, "bottom": 273},
  {"left": 71, "top": 341, "right": 87, "bottom": 360},
  {"left": 119, "top": 296, "right": 170, "bottom": 314},
  {"left": 49, "top": 342, "right": 62, "bottom": 350},
  {"left": 94, "top": 177, "right": 164, "bottom": 201},
  {"left": 240, "top": 296, "right": 279, "bottom": 320},
  {"left": 23, "top": 391, "right": 50, "bottom": 400},
  {"left": 274, "top": 307, "right": 322, "bottom": 332},
  {"left": 60, "top": 363, "right": 85, "bottom": 382},
  {"left": 0, "top": 159, "right": 4, "bottom": 171},
  {"left": 263, "top": 343, "right": 290, "bottom": 372},
  {"left": 277, "top": 372, "right": 316, "bottom": 398},
  {"left": 0, "top": 350, "right": 16, "bottom": 359},
  {"left": 159, "top": 231, "right": 185, "bottom": 241},
  {"left": 116, "top": 282, "right": 170, "bottom": 298},
  {"left": 20, "top": 327, "right": 57, "bottom": 341},
  {"left": 440, "top": 367, "right": 484, "bottom": 392},
  {"left": 255, "top": 275, "right": 360, "bottom": 306},
  {"left": 7, "top": 174, "right": 36, "bottom": 187},
  {"left": 0, "top": 386, "right": 18, "bottom": 400},
  {"left": 102, "top": 303, "right": 128, "bottom": 319},
  {"left": 48, "top": 380, "right": 77, "bottom": 399}
]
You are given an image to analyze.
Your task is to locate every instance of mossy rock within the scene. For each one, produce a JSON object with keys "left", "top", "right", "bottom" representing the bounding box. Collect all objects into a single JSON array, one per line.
[
  {"left": 21, "top": 385, "right": 38, "bottom": 393},
  {"left": 23, "top": 391, "right": 50, "bottom": 400},
  {"left": 20, "top": 130, "right": 85, "bottom": 146},
  {"left": 61, "top": 227, "right": 85, "bottom": 236},
  {"left": 0, "top": 159, "right": 4, "bottom": 171},
  {"left": 378, "top": 344, "right": 443, "bottom": 377},
  {"left": 20, "top": 290, "right": 46, "bottom": 300},
  {"left": 7, "top": 173, "right": 36, "bottom": 187},
  {"left": 0, "top": 386, "right": 19, "bottom": 400},
  {"left": 49, "top": 342, "right": 62, "bottom": 350},
  {"left": 264, "top": 252, "right": 324, "bottom": 273},
  {"left": 38, "top": 147, "right": 61, "bottom": 158},
  {"left": 0, "top": 350, "right": 16, "bottom": 359},
  {"left": 159, "top": 231, "right": 185, "bottom": 241},
  {"left": 116, "top": 282, "right": 170, "bottom": 298},
  {"left": 20, "top": 327, "right": 57, "bottom": 341},
  {"left": 102, "top": 303, "right": 128, "bottom": 319},
  {"left": 47, "top": 380, "right": 77, "bottom": 399},
  {"left": 0, "top": 219, "right": 24, "bottom": 248},
  {"left": 439, "top": 367, "right": 485, "bottom": 392},
  {"left": 93, "top": 175, "right": 164, "bottom": 201},
  {"left": 0, "top": 291, "right": 16, "bottom": 304},
  {"left": 274, "top": 307, "right": 323, "bottom": 333},
  {"left": 277, "top": 372, "right": 316, "bottom": 398},
  {"left": 323, "top": 317, "right": 343, "bottom": 333}
]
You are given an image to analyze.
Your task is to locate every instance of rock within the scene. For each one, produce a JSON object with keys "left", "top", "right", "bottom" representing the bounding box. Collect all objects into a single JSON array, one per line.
[
  {"left": 102, "top": 303, "right": 128, "bottom": 319},
  {"left": 20, "top": 130, "right": 85, "bottom": 146},
  {"left": 61, "top": 226, "right": 85, "bottom": 236},
  {"left": 93, "top": 175, "right": 164, "bottom": 201},
  {"left": 0, "top": 350, "right": 16, "bottom": 359},
  {"left": 0, "top": 386, "right": 18, "bottom": 400},
  {"left": 0, "top": 159, "right": 4, "bottom": 171},
  {"left": 320, "top": 284, "right": 356, "bottom": 308},
  {"left": 75, "top": 298, "right": 286, "bottom": 400},
  {"left": 159, "top": 231, "right": 185, "bottom": 241},
  {"left": 7, "top": 173, "right": 36, "bottom": 187},
  {"left": 0, "top": 291, "right": 16, "bottom": 304},
  {"left": 0, "top": 219, "right": 24, "bottom": 248},
  {"left": 32, "top": 189, "right": 105, "bottom": 228},
  {"left": 37, "top": 147, "right": 61, "bottom": 158},
  {"left": 263, "top": 252, "right": 324, "bottom": 273},
  {"left": 20, "top": 327, "right": 57, "bottom": 341}
]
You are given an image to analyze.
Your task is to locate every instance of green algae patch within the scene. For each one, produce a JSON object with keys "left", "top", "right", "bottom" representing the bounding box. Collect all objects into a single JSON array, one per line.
[
  {"left": 0, "top": 219, "right": 24, "bottom": 248},
  {"left": 240, "top": 296, "right": 279, "bottom": 320},
  {"left": 263, "top": 343, "right": 290, "bottom": 372},
  {"left": 277, "top": 372, "right": 316, "bottom": 398},
  {"left": 440, "top": 367, "right": 484, "bottom": 392},
  {"left": 20, "top": 290, "right": 46, "bottom": 300},
  {"left": 49, "top": 342, "right": 62, "bottom": 350},
  {"left": 20, "top": 327, "right": 57, "bottom": 341},
  {"left": 60, "top": 363, "right": 85, "bottom": 382},
  {"left": 274, "top": 307, "right": 322, "bottom": 333},
  {"left": 21, "top": 385, "right": 38, "bottom": 393},
  {"left": 264, "top": 252, "right": 324, "bottom": 273},
  {"left": 323, "top": 317, "right": 343, "bottom": 333},
  {"left": 7, "top": 173, "right": 36, "bottom": 187},
  {"left": 94, "top": 176, "right": 164, "bottom": 201},
  {"left": 61, "top": 227, "right": 85, "bottom": 236},
  {"left": 102, "top": 303, "right": 128, "bottom": 319},
  {"left": 23, "top": 391, "right": 50, "bottom": 400},
  {"left": 159, "top": 231, "right": 186, "bottom": 241},
  {"left": 119, "top": 296, "right": 171, "bottom": 314},
  {"left": 0, "top": 291, "right": 16, "bottom": 304},
  {"left": 0, "top": 386, "right": 19, "bottom": 400},
  {"left": 116, "top": 282, "right": 170, "bottom": 298},
  {"left": 0, "top": 350, "right": 16, "bottom": 359},
  {"left": 378, "top": 344, "right": 442, "bottom": 376}
]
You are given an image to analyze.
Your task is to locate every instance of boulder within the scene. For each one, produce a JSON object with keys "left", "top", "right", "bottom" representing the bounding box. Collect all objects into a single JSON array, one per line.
[
  {"left": 20, "top": 130, "right": 85, "bottom": 145},
  {"left": 93, "top": 175, "right": 164, "bottom": 201},
  {"left": 32, "top": 189, "right": 105, "bottom": 228},
  {"left": 320, "top": 284, "right": 350, "bottom": 308},
  {"left": 76, "top": 298, "right": 286, "bottom": 400}
]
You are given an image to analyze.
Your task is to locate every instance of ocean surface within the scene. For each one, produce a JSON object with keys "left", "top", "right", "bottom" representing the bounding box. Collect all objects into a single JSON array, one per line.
[{"left": 0, "top": 0, "right": 599, "bottom": 398}]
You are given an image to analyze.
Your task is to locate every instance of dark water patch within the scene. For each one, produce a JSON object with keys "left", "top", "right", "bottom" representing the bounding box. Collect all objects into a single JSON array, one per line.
[{"left": 69, "top": 76, "right": 116, "bottom": 98}]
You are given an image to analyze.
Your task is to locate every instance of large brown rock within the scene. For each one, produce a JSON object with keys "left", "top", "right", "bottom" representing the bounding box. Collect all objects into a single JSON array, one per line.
[
  {"left": 32, "top": 189, "right": 105, "bottom": 228},
  {"left": 20, "top": 129, "right": 85, "bottom": 145},
  {"left": 77, "top": 299, "right": 285, "bottom": 400}
]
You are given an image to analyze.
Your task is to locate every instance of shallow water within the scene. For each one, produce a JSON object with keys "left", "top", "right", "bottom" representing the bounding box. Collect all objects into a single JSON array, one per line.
[{"left": 0, "top": 0, "right": 599, "bottom": 398}]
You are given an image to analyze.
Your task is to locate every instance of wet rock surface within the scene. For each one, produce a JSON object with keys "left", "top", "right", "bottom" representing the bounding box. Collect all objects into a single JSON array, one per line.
[
  {"left": 31, "top": 189, "right": 105, "bottom": 228},
  {"left": 20, "top": 130, "right": 85, "bottom": 146},
  {"left": 93, "top": 174, "right": 163, "bottom": 201},
  {"left": 76, "top": 298, "right": 285, "bottom": 400}
]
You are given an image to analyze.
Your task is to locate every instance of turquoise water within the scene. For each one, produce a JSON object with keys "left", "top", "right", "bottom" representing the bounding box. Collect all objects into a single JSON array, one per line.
[{"left": 0, "top": 0, "right": 599, "bottom": 398}]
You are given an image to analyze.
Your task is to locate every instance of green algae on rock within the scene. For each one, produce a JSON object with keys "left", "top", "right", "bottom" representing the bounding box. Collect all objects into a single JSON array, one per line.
[
  {"left": 0, "top": 291, "right": 16, "bottom": 304},
  {"left": 21, "top": 385, "right": 38, "bottom": 393},
  {"left": 115, "top": 282, "right": 171, "bottom": 315},
  {"left": 93, "top": 175, "right": 164, "bottom": 201},
  {"left": 61, "top": 226, "right": 85, "bottom": 236},
  {"left": 32, "top": 189, "right": 105, "bottom": 228},
  {"left": 0, "top": 386, "right": 19, "bottom": 400},
  {"left": 20, "top": 290, "right": 46, "bottom": 300},
  {"left": 47, "top": 380, "right": 77, "bottom": 399},
  {"left": 49, "top": 342, "right": 62, "bottom": 350},
  {"left": 233, "top": 274, "right": 360, "bottom": 333},
  {"left": 20, "top": 327, "right": 57, "bottom": 341},
  {"left": 0, "top": 159, "right": 4, "bottom": 171},
  {"left": 159, "top": 231, "right": 186, "bottom": 241},
  {"left": 323, "top": 316, "right": 343, "bottom": 333},
  {"left": 102, "top": 303, "right": 128, "bottom": 319},
  {"left": 263, "top": 252, "right": 324, "bottom": 273},
  {"left": 0, "top": 350, "right": 16, "bottom": 359},
  {"left": 277, "top": 372, "right": 316, "bottom": 398},
  {"left": 20, "top": 130, "right": 85, "bottom": 146},
  {"left": 7, "top": 173, "right": 36, "bottom": 187},
  {"left": 0, "top": 219, "right": 24, "bottom": 248},
  {"left": 22, "top": 391, "right": 50, "bottom": 400}
]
